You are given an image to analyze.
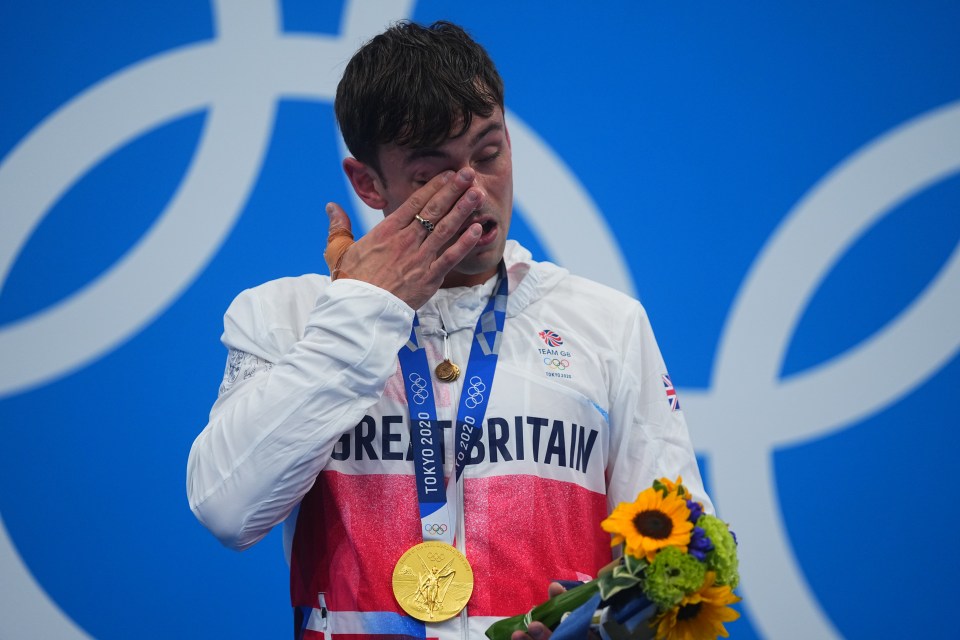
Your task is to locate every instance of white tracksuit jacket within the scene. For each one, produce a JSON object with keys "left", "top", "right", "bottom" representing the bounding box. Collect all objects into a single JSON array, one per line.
[{"left": 187, "top": 240, "right": 712, "bottom": 640}]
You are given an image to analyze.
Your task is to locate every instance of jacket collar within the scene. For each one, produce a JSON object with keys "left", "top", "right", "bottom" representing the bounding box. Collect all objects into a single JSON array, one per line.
[{"left": 415, "top": 240, "right": 567, "bottom": 333}]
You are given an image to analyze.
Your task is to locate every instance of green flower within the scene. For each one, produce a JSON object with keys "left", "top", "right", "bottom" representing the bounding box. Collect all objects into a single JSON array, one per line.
[
  {"left": 697, "top": 514, "right": 739, "bottom": 588},
  {"left": 642, "top": 546, "right": 706, "bottom": 609}
]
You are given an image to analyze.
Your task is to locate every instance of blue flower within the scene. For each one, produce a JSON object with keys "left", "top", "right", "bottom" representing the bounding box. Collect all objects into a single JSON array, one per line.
[
  {"left": 688, "top": 525, "right": 714, "bottom": 562},
  {"left": 686, "top": 499, "right": 704, "bottom": 524}
]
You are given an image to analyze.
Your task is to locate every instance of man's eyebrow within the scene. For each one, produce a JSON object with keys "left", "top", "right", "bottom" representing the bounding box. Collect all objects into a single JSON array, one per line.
[
  {"left": 469, "top": 121, "right": 504, "bottom": 146},
  {"left": 401, "top": 121, "right": 505, "bottom": 167}
]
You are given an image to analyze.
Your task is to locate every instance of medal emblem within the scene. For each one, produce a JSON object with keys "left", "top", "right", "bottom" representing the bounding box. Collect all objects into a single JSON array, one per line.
[
  {"left": 435, "top": 359, "right": 461, "bottom": 382},
  {"left": 392, "top": 541, "right": 474, "bottom": 622}
]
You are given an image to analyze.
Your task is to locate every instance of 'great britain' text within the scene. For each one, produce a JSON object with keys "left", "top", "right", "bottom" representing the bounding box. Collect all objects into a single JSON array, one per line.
[{"left": 330, "top": 414, "right": 600, "bottom": 474}]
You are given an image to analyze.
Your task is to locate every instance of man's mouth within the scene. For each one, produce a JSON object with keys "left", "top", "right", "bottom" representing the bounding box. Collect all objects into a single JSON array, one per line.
[{"left": 460, "top": 214, "right": 498, "bottom": 246}]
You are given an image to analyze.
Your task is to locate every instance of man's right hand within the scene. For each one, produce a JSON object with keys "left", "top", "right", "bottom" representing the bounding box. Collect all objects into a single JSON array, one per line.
[
  {"left": 509, "top": 582, "right": 566, "bottom": 640},
  {"left": 323, "top": 168, "right": 485, "bottom": 309}
]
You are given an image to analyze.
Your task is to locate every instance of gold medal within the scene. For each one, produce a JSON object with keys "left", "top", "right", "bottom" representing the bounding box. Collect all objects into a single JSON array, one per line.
[
  {"left": 392, "top": 541, "right": 474, "bottom": 622},
  {"left": 434, "top": 359, "right": 461, "bottom": 383}
]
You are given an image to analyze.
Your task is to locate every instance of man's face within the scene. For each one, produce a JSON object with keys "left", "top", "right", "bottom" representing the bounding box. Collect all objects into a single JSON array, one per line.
[{"left": 372, "top": 107, "right": 513, "bottom": 288}]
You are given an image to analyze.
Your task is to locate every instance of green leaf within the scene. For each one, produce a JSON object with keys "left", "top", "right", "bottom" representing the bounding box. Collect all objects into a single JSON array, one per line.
[
  {"left": 624, "top": 554, "right": 647, "bottom": 575},
  {"left": 596, "top": 554, "right": 647, "bottom": 600},
  {"left": 597, "top": 574, "right": 641, "bottom": 601},
  {"left": 485, "top": 580, "right": 600, "bottom": 640}
]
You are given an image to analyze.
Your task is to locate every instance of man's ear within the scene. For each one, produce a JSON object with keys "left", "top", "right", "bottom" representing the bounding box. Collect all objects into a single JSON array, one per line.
[{"left": 343, "top": 158, "right": 387, "bottom": 210}]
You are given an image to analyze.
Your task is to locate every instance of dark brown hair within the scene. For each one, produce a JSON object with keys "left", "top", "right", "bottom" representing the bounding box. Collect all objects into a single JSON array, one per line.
[{"left": 335, "top": 21, "right": 505, "bottom": 176}]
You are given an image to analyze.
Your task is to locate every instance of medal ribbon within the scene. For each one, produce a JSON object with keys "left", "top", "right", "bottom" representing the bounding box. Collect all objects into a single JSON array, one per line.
[{"left": 399, "top": 263, "right": 508, "bottom": 545}]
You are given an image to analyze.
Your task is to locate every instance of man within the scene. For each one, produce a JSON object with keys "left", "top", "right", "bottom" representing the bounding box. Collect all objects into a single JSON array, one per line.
[{"left": 187, "top": 20, "right": 712, "bottom": 640}]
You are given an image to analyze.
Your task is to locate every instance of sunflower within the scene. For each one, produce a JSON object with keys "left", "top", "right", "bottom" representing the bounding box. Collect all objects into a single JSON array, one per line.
[
  {"left": 654, "top": 572, "right": 741, "bottom": 640},
  {"left": 601, "top": 485, "right": 693, "bottom": 562}
]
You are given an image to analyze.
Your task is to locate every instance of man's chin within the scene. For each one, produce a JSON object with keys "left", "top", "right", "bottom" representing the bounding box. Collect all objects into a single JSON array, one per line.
[{"left": 443, "top": 254, "right": 503, "bottom": 288}]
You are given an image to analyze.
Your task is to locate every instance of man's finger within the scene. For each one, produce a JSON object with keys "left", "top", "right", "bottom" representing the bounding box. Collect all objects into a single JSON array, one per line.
[
  {"left": 510, "top": 621, "right": 550, "bottom": 640},
  {"left": 429, "top": 221, "right": 482, "bottom": 277},
  {"left": 324, "top": 202, "right": 355, "bottom": 280},
  {"left": 418, "top": 168, "right": 475, "bottom": 225},
  {"left": 395, "top": 168, "right": 475, "bottom": 234},
  {"left": 392, "top": 170, "right": 454, "bottom": 227},
  {"left": 421, "top": 186, "right": 485, "bottom": 251}
]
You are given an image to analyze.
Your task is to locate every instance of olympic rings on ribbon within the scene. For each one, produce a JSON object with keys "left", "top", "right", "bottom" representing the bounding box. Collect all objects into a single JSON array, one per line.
[
  {"left": 424, "top": 523, "right": 448, "bottom": 534},
  {"left": 464, "top": 375, "right": 486, "bottom": 409},
  {"left": 543, "top": 357, "right": 571, "bottom": 370},
  {"left": 408, "top": 372, "right": 430, "bottom": 404}
]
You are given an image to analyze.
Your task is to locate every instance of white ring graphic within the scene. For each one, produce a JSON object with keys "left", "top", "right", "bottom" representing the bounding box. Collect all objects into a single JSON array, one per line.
[
  {"left": 682, "top": 100, "right": 960, "bottom": 639},
  {"left": 6, "top": 1, "right": 954, "bottom": 638}
]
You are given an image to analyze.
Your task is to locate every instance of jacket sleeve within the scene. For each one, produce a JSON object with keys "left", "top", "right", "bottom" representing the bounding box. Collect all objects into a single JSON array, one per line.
[
  {"left": 186, "top": 278, "right": 414, "bottom": 550},
  {"left": 605, "top": 302, "right": 715, "bottom": 514}
]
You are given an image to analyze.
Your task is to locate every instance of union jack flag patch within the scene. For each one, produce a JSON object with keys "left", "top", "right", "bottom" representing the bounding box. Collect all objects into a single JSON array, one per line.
[
  {"left": 539, "top": 329, "right": 564, "bottom": 347},
  {"left": 662, "top": 374, "right": 681, "bottom": 412}
]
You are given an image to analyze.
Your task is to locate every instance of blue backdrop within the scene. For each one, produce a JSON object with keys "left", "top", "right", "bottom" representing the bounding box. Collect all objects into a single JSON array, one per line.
[{"left": 2, "top": 1, "right": 958, "bottom": 638}]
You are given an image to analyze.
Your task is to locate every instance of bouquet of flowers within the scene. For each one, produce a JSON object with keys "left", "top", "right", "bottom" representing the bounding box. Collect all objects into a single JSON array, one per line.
[{"left": 486, "top": 477, "right": 740, "bottom": 640}]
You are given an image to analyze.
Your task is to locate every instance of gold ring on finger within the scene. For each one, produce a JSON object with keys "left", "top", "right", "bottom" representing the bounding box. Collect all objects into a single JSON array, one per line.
[{"left": 415, "top": 213, "right": 435, "bottom": 233}]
